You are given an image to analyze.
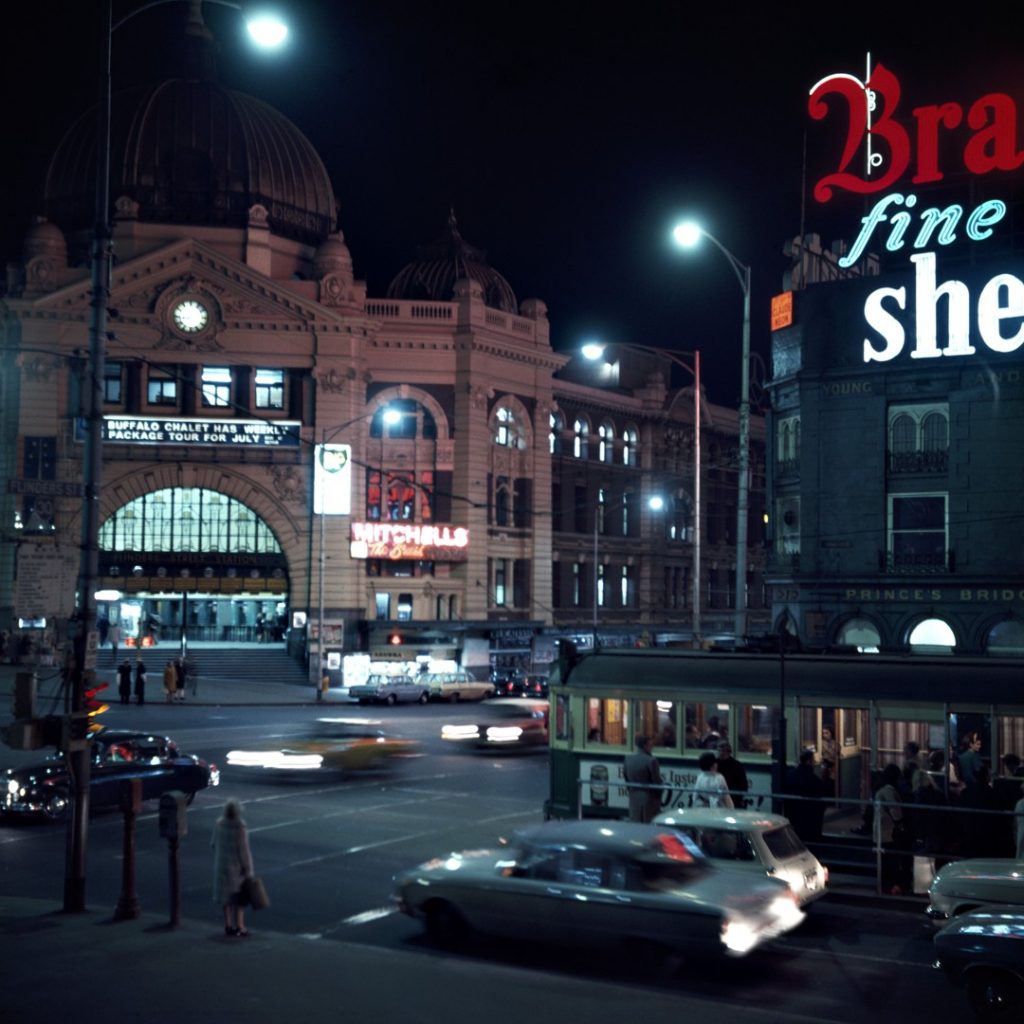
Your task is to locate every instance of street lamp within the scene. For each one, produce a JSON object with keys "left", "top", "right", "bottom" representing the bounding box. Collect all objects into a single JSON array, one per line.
[
  {"left": 672, "top": 220, "right": 751, "bottom": 642},
  {"left": 65, "top": 0, "right": 289, "bottom": 914},
  {"left": 313, "top": 407, "right": 401, "bottom": 694},
  {"left": 582, "top": 341, "right": 702, "bottom": 644}
]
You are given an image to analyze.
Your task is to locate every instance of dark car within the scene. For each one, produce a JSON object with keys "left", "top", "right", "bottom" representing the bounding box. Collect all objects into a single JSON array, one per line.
[
  {"left": 441, "top": 699, "right": 549, "bottom": 752},
  {"left": 1, "top": 730, "right": 219, "bottom": 821},
  {"left": 933, "top": 905, "right": 1024, "bottom": 1021},
  {"left": 489, "top": 669, "right": 524, "bottom": 697},
  {"left": 519, "top": 674, "right": 549, "bottom": 698}
]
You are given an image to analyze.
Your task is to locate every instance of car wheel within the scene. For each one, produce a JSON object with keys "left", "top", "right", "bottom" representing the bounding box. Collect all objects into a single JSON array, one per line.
[
  {"left": 185, "top": 790, "right": 196, "bottom": 806},
  {"left": 967, "top": 969, "right": 1024, "bottom": 1021},
  {"left": 386, "top": 693, "right": 397, "bottom": 706},
  {"left": 42, "top": 788, "right": 70, "bottom": 822},
  {"left": 418, "top": 692, "right": 429, "bottom": 705},
  {"left": 448, "top": 692, "right": 460, "bottom": 703},
  {"left": 424, "top": 900, "right": 467, "bottom": 948}
]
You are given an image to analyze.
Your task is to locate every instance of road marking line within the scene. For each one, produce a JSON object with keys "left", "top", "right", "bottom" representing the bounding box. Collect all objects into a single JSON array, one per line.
[{"left": 342, "top": 906, "right": 396, "bottom": 926}]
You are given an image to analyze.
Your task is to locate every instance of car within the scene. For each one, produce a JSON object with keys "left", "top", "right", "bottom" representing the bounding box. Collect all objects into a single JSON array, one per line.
[
  {"left": 933, "top": 905, "right": 1024, "bottom": 1021},
  {"left": 347, "top": 674, "right": 431, "bottom": 705},
  {"left": 225, "top": 717, "right": 418, "bottom": 775},
  {"left": 393, "top": 819, "right": 804, "bottom": 958},
  {"left": 488, "top": 669, "right": 524, "bottom": 697},
  {"left": 424, "top": 671, "right": 494, "bottom": 702},
  {"left": 652, "top": 807, "right": 828, "bottom": 906},
  {"left": 441, "top": 698, "right": 549, "bottom": 751},
  {"left": 927, "top": 859, "right": 1024, "bottom": 921},
  {"left": 1, "top": 730, "right": 219, "bottom": 821},
  {"left": 519, "top": 674, "right": 549, "bottom": 698}
]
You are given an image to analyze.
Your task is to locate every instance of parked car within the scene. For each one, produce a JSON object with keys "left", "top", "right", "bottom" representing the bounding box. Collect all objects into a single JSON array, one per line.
[
  {"left": 519, "top": 674, "right": 549, "bottom": 698},
  {"left": 489, "top": 669, "right": 524, "bottom": 697},
  {"left": 933, "top": 905, "right": 1024, "bottom": 1021},
  {"left": 424, "top": 671, "right": 494, "bottom": 702},
  {"left": 1, "top": 730, "right": 219, "bottom": 821},
  {"left": 393, "top": 819, "right": 804, "bottom": 957},
  {"left": 652, "top": 808, "right": 828, "bottom": 907},
  {"left": 441, "top": 699, "right": 549, "bottom": 751},
  {"left": 226, "top": 717, "right": 418, "bottom": 775},
  {"left": 348, "top": 675, "right": 431, "bottom": 705},
  {"left": 927, "top": 859, "right": 1024, "bottom": 921}
]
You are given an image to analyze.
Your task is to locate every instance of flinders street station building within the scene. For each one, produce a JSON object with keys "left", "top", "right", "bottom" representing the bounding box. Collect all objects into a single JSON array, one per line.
[{"left": 0, "top": 11, "right": 765, "bottom": 684}]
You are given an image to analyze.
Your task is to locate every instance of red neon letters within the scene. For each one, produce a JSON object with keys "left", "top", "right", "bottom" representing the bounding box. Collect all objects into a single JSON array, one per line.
[{"left": 810, "top": 63, "right": 1024, "bottom": 203}]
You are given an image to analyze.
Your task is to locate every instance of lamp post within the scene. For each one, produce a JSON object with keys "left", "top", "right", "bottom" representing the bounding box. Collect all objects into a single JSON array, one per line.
[
  {"left": 313, "top": 407, "right": 400, "bottom": 692},
  {"left": 672, "top": 221, "right": 751, "bottom": 643},
  {"left": 64, "top": 0, "right": 288, "bottom": 914},
  {"left": 582, "top": 342, "right": 702, "bottom": 644}
]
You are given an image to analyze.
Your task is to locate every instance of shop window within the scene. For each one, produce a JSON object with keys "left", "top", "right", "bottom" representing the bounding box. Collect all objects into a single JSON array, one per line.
[
  {"left": 201, "top": 366, "right": 232, "bottom": 408},
  {"left": 634, "top": 700, "right": 677, "bottom": 750},
  {"left": 254, "top": 368, "right": 284, "bottom": 410},
  {"left": 585, "top": 697, "right": 627, "bottom": 746}
]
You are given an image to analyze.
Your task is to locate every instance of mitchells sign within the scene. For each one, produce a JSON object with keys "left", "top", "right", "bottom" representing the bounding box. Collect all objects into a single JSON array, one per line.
[{"left": 808, "top": 60, "right": 1024, "bottom": 366}]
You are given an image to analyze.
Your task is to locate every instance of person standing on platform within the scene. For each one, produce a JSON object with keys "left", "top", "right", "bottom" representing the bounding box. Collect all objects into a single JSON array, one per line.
[
  {"left": 117, "top": 658, "right": 132, "bottom": 705},
  {"left": 717, "top": 741, "right": 750, "bottom": 809},
  {"left": 133, "top": 656, "right": 147, "bottom": 706},
  {"left": 623, "top": 735, "right": 663, "bottom": 823},
  {"left": 163, "top": 661, "right": 177, "bottom": 703}
]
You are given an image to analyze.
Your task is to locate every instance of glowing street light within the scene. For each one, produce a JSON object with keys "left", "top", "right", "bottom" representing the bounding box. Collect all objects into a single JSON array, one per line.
[{"left": 672, "top": 220, "right": 751, "bottom": 642}]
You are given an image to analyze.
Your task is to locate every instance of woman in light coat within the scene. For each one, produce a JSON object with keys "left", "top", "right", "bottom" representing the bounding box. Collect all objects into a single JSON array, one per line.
[{"left": 211, "top": 799, "right": 254, "bottom": 936}]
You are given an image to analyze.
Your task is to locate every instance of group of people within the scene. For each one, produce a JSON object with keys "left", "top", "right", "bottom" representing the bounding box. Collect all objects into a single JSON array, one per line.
[
  {"left": 162, "top": 659, "right": 190, "bottom": 702},
  {"left": 115, "top": 656, "right": 190, "bottom": 704}
]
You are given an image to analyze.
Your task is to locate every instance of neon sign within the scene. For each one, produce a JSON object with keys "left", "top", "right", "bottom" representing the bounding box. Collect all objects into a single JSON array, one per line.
[
  {"left": 809, "top": 62, "right": 1024, "bottom": 202},
  {"left": 349, "top": 522, "right": 470, "bottom": 561}
]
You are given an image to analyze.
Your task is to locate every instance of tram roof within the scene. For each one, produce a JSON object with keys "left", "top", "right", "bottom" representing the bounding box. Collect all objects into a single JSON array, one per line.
[{"left": 552, "top": 648, "right": 1024, "bottom": 705}]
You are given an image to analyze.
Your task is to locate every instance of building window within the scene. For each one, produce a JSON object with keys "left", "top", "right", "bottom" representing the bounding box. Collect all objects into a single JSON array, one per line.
[
  {"left": 776, "top": 415, "right": 800, "bottom": 476},
  {"left": 146, "top": 367, "right": 177, "bottom": 406},
  {"left": 622, "top": 426, "right": 638, "bottom": 467},
  {"left": 908, "top": 617, "right": 955, "bottom": 654},
  {"left": 835, "top": 617, "right": 881, "bottom": 653},
  {"left": 775, "top": 496, "right": 800, "bottom": 556},
  {"left": 370, "top": 397, "right": 436, "bottom": 439},
  {"left": 254, "top": 368, "right": 284, "bottom": 410},
  {"left": 494, "top": 476, "right": 510, "bottom": 527},
  {"left": 573, "top": 417, "right": 590, "bottom": 459},
  {"left": 888, "top": 403, "right": 948, "bottom": 473},
  {"left": 572, "top": 562, "right": 581, "bottom": 607},
  {"left": 596, "top": 562, "right": 605, "bottom": 609},
  {"left": 620, "top": 565, "right": 634, "bottom": 607},
  {"left": 494, "top": 403, "right": 526, "bottom": 449},
  {"left": 375, "top": 593, "right": 391, "bottom": 619},
  {"left": 887, "top": 493, "right": 947, "bottom": 569},
  {"left": 396, "top": 593, "right": 413, "bottom": 621},
  {"left": 103, "top": 362, "right": 123, "bottom": 404},
  {"left": 549, "top": 412, "right": 565, "bottom": 455},
  {"left": 598, "top": 420, "right": 615, "bottom": 463},
  {"left": 597, "top": 488, "right": 606, "bottom": 535},
  {"left": 494, "top": 559, "right": 508, "bottom": 606},
  {"left": 987, "top": 619, "right": 1024, "bottom": 656},
  {"left": 201, "top": 366, "right": 232, "bottom": 408}
]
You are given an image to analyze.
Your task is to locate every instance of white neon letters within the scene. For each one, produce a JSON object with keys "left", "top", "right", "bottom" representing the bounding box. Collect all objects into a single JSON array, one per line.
[{"left": 863, "top": 253, "right": 1024, "bottom": 363}]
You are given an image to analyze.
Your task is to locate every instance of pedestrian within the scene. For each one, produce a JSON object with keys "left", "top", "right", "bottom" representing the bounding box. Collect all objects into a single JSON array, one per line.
[
  {"left": 117, "top": 658, "right": 132, "bottom": 705},
  {"left": 819, "top": 726, "right": 838, "bottom": 786},
  {"left": 957, "top": 731, "right": 984, "bottom": 786},
  {"left": 174, "top": 657, "right": 187, "bottom": 702},
  {"left": 716, "top": 741, "right": 749, "bottom": 808},
  {"left": 108, "top": 623, "right": 120, "bottom": 664},
  {"left": 133, "top": 656, "right": 147, "bottom": 705},
  {"left": 211, "top": 798, "right": 254, "bottom": 937},
  {"left": 692, "top": 750, "right": 734, "bottom": 808},
  {"left": 784, "top": 749, "right": 826, "bottom": 842},
  {"left": 163, "top": 661, "right": 176, "bottom": 702},
  {"left": 623, "top": 735, "right": 663, "bottom": 823},
  {"left": 876, "top": 763, "right": 910, "bottom": 894}
]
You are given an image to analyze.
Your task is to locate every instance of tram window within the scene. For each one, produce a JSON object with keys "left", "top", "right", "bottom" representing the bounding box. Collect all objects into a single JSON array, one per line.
[
  {"left": 997, "top": 716, "right": 1024, "bottom": 772},
  {"left": 555, "top": 695, "right": 570, "bottom": 742},
  {"left": 877, "top": 719, "right": 941, "bottom": 769},
  {"left": 684, "top": 703, "right": 730, "bottom": 749},
  {"left": 635, "top": 700, "right": 677, "bottom": 750},
  {"left": 586, "top": 698, "right": 628, "bottom": 746},
  {"left": 737, "top": 704, "right": 776, "bottom": 755}
]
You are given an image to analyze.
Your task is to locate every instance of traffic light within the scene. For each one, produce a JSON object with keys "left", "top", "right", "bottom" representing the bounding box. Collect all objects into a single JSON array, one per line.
[{"left": 83, "top": 681, "right": 110, "bottom": 735}]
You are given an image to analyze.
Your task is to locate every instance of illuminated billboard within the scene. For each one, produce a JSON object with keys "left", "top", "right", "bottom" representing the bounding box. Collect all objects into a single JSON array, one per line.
[{"left": 349, "top": 522, "right": 469, "bottom": 561}]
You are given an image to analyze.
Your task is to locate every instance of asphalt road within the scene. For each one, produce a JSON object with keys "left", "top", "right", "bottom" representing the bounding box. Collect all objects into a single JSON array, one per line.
[{"left": 0, "top": 700, "right": 962, "bottom": 1022}]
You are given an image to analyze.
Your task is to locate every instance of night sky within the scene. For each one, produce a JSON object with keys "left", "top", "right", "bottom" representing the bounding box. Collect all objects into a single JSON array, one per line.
[{"left": 2, "top": 2, "right": 1018, "bottom": 401}]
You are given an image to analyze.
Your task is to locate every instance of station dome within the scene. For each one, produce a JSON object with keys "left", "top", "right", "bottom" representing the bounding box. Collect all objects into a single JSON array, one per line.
[
  {"left": 386, "top": 214, "right": 518, "bottom": 312},
  {"left": 42, "top": 7, "right": 336, "bottom": 248}
]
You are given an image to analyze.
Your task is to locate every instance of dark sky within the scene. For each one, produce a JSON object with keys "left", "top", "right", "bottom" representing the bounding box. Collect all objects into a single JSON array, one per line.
[{"left": 3, "top": 1, "right": 1019, "bottom": 401}]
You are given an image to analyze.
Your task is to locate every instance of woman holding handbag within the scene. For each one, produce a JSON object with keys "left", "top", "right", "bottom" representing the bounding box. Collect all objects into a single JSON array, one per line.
[{"left": 211, "top": 799, "right": 255, "bottom": 937}]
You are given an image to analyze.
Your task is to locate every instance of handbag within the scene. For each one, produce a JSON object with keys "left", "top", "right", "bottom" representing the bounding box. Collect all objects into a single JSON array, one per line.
[{"left": 242, "top": 875, "right": 270, "bottom": 910}]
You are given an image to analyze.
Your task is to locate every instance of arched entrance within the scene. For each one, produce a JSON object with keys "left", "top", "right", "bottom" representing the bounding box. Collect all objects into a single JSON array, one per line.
[{"left": 96, "top": 487, "right": 289, "bottom": 648}]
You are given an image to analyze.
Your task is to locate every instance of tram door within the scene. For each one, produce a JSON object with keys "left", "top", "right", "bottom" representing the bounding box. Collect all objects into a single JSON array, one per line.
[{"left": 798, "top": 706, "right": 870, "bottom": 801}]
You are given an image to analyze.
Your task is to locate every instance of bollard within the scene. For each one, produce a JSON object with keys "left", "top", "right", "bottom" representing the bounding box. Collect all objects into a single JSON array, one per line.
[
  {"left": 158, "top": 791, "right": 188, "bottom": 928},
  {"left": 114, "top": 778, "right": 142, "bottom": 920}
]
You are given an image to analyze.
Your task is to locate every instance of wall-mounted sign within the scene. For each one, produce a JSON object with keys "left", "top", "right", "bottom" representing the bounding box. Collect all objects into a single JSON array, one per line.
[
  {"left": 349, "top": 522, "right": 469, "bottom": 561},
  {"left": 771, "top": 292, "right": 793, "bottom": 331},
  {"left": 313, "top": 444, "right": 352, "bottom": 515},
  {"left": 102, "top": 416, "right": 300, "bottom": 448}
]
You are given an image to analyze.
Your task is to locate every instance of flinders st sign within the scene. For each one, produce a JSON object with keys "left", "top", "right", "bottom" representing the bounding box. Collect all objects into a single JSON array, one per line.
[{"left": 807, "top": 60, "right": 1024, "bottom": 366}]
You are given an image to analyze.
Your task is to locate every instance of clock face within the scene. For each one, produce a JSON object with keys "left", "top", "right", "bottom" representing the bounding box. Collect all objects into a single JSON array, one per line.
[{"left": 172, "top": 299, "right": 209, "bottom": 333}]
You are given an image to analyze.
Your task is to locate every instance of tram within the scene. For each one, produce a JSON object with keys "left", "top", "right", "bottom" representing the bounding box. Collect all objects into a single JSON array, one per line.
[{"left": 545, "top": 645, "right": 1024, "bottom": 820}]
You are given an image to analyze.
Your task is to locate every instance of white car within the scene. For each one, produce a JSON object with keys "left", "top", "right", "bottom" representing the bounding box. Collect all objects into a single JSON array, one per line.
[
  {"left": 424, "top": 671, "right": 494, "bottom": 702},
  {"left": 927, "top": 859, "right": 1024, "bottom": 921},
  {"left": 652, "top": 807, "right": 828, "bottom": 907}
]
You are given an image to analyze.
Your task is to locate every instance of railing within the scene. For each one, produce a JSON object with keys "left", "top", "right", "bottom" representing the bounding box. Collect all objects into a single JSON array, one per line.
[
  {"left": 888, "top": 450, "right": 949, "bottom": 474},
  {"left": 879, "top": 549, "right": 955, "bottom": 573}
]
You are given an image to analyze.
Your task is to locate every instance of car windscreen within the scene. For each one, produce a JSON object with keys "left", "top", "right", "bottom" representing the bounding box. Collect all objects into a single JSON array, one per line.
[{"left": 761, "top": 825, "right": 808, "bottom": 860}]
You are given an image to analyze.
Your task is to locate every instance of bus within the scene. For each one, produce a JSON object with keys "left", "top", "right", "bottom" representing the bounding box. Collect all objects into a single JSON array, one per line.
[{"left": 545, "top": 645, "right": 1024, "bottom": 821}]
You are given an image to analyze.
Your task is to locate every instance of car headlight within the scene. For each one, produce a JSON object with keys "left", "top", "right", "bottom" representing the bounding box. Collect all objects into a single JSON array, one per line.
[
  {"left": 6, "top": 779, "right": 18, "bottom": 796},
  {"left": 485, "top": 726, "right": 523, "bottom": 743},
  {"left": 442, "top": 725, "right": 480, "bottom": 740}
]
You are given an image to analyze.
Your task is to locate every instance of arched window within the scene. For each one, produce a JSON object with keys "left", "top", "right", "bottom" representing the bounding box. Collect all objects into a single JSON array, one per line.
[
  {"left": 574, "top": 417, "right": 590, "bottom": 459},
  {"left": 986, "top": 619, "right": 1024, "bottom": 656},
  {"left": 494, "top": 403, "right": 526, "bottom": 449},
  {"left": 835, "top": 617, "right": 880, "bottom": 653},
  {"left": 908, "top": 617, "right": 956, "bottom": 654},
  {"left": 621, "top": 425, "right": 638, "bottom": 466},
  {"left": 598, "top": 420, "right": 615, "bottom": 463},
  {"left": 549, "top": 411, "right": 564, "bottom": 455}
]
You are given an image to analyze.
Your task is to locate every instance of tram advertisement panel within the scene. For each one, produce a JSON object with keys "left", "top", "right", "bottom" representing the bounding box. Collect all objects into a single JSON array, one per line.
[{"left": 580, "top": 758, "right": 770, "bottom": 812}]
